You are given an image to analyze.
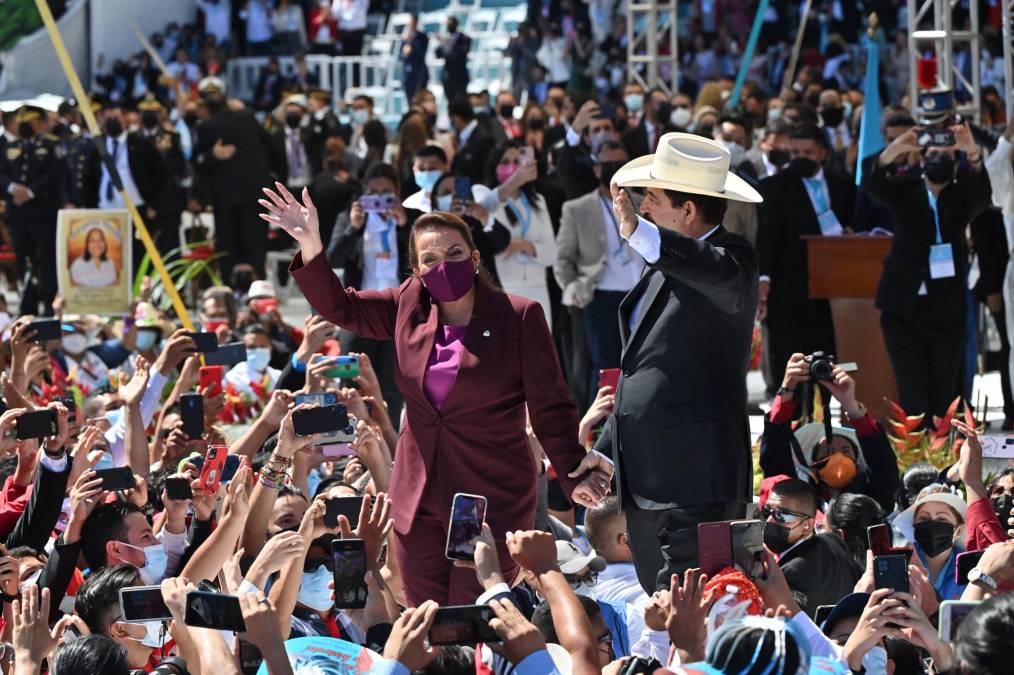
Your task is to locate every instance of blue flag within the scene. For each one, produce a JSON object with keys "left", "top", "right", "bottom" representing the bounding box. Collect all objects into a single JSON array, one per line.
[
  {"left": 856, "top": 37, "right": 885, "bottom": 185},
  {"left": 729, "top": 0, "right": 771, "bottom": 109}
]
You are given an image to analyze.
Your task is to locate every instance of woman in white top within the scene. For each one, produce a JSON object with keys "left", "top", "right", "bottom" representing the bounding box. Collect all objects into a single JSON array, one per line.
[
  {"left": 271, "top": 0, "right": 307, "bottom": 53},
  {"left": 485, "top": 140, "right": 558, "bottom": 328},
  {"left": 70, "top": 227, "right": 118, "bottom": 287}
]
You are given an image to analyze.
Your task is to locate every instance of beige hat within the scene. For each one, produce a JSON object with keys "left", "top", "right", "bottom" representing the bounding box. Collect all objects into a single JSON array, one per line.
[{"left": 612, "top": 132, "right": 762, "bottom": 203}]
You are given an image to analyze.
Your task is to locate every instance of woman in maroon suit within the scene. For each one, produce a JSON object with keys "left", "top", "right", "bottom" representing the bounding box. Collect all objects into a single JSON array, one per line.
[{"left": 259, "top": 183, "right": 612, "bottom": 604}]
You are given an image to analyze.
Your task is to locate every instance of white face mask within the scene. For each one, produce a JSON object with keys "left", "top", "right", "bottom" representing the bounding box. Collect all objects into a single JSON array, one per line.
[
  {"left": 246, "top": 347, "right": 272, "bottom": 373},
  {"left": 298, "top": 565, "right": 335, "bottom": 612},
  {"left": 62, "top": 333, "right": 88, "bottom": 355},
  {"left": 122, "top": 542, "right": 168, "bottom": 585},
  {"left": 670, "top": 107, "right": 692, "bottom": 128},
  {"left": 120, "top": 620, "right": 165, "bottom": 649},
  {"left": 722, "top": 140, "right": 747, "bottom": 167},
  {"left": 18, "top": 568, "right": 42, "bottom": 593}
]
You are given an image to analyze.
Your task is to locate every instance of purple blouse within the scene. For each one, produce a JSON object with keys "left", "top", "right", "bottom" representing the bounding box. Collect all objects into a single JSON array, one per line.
[{"left": 423, "top": 324, "right": 468, "bottom": 410}]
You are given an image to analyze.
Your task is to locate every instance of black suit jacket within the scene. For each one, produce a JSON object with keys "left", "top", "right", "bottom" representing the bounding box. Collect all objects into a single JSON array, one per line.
[
  {"left": 193, "top": 109, "right": 275, "bottom": 207},
  {"left": 594, "top": 226, "right": 758, "bottom": 506},
  {"left": 437, "top": 32, "right": 471, "bottom": 85},
  {"left": 555, "top": 142, "right": 597, "bottom": 201},
  {"left": 254, "top": 70, "right": 284, "bottom": 109},
  {"left": 864, "top": 159, "right": 991, "bottom": 323},
  {"left": 83, "top": 132, "right": 166, "bottom": 209},
  {"left": 452, "top": 125, "right": 496, "bottom": 186},
  {"left": 621, "top": 119, "right": 673, "bottom": 159},
  {"left": 756, "top": 167, "right": 855, "bottom": 306},
  {"left": 971, "top": 207, "right": 1008, "bottom": 302},
  {"left": 780, "top": 533, "right": 863, "bottom": 616}
]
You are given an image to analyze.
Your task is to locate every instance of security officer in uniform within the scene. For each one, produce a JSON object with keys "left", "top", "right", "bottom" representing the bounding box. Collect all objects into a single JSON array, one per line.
[
  {"left": 0, "top": 106, "right": 65, "bottom": 315},
  {"left": 306, "top": 88, "right": 347, "bottom": 174},
  {"left": 137, "top": 94, "right": 186, "bottom": 253}
]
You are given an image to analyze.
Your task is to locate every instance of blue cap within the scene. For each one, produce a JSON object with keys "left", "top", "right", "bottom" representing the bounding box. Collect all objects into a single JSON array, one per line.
[{"left": 820, "top": 592, "right": 871, "bottom": 634}]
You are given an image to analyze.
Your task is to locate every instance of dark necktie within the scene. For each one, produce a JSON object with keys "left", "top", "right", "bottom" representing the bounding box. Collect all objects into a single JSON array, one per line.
[{"left": 105, "top": 138, "right": 119, "bottom": 202}]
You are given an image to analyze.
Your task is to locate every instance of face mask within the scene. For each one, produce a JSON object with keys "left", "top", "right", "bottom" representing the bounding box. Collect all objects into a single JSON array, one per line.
[
  {"left": 298, "top": 565, "right": 335, "bottom": 612},
  {"left": 61, "top": 333, "right": 88, "bottom": 355},
  {"left": 913, "top": 519, "right": 956, "bottom": 558},
  {"left": 139, "top": 620, "right": 166, "bottom": 648},
  {"left": 816, "top": 452, "right": 858, "bottom": 489},
  {"left": 598, "top": 161, "right": 624, "bottom": 188},
  {"left": 414, "top": 169, "right": 442, "bottom": 193},
  {"left": 141, "top": 111, "right": 160, "bottom": 129},
  {"left": 790, "top": 157, "right": 820, "bottom": 178},
  {"left": 122, "top": 542, "right": 168, "bottom": 585},
  {"left": 862, "top": 645, "right": 889, "bottom": 675},
  {"left": 722, "top": 141, "right": 746, "bottom": 167},
  {"left": 498, "top": 104, "right": 514, "bottom": 119},
  {"left": 656, "top": 103, "right": 673, "bottom": 124},
  {"left": 624, "top": 94, "right": 644, "bottom": 112},
  {"left": 351, "top": 109, "right": 370, "bottom": 125},
  {"left": 590, "top": 129, "right": 612, "bottom": 156},
  {"left": 472, "top": 106, "right": 487, "bottom": 117},
  {"left": 247, "top": 347, "right": 272, "bottom": 372},
  {"left": 18, "top": 122, "right": 35, "bottom": 138},
  {"left": 820, "top": 106, "right": 844, "bottom": 127},
  {"left": 763, "top": 522, "right": 795, "bottom": 554},
  {"left": 923, "top": 153, "right": 956, "bottom": 184},
  {"left": 670, "top": 107, "right": 692, "bottom": 128},
  {"left": 104, "top": 118, "right": 123, "bottom": 137},
  {"left": 526, "top": 117, "right": 545, "bottom": 130},
  {"left": 992, "top": 494, "right": 1013, "bottom": 523},
  {"left": 697, "top": 124, "right": 714, "bottom": 138},
  {"left": 768, "top": 107, "right": 783, "bottom": 122},
  {"left": 422, "top": 257, "right": 476, "bottom": 302},
  {"left": 135, "top": 329, "right": 159, "bottom": 351},
  {"left": 19, "top": 568, "right": 42, "bottom": 593},
  {"left": 496, "top": 163, "right": 519, "bottom": 184},
  {"left": 285, "top": 112, "right": 302, "bottom": 129},
  {"left": 766, "top": 148, "right": 790, "bottom": 168},
  {"left": 570, "top": 580, "right": 597, "bottom": 598}
]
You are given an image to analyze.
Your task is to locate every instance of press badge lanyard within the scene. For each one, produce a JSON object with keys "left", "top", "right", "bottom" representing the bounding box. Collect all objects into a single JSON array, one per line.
[
  {"left": 600, "top": 195, "right": 631, "bottom": 263},
  {"left": 925, "top": 187, "right": 955, "bottom": 280},
  {"left": 507, "top": 194, "right": 533, "bottom": 239}
]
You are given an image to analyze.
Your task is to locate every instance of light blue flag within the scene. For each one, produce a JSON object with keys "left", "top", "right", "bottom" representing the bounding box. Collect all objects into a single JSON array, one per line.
[
  {"left": 856, "top": 36, "right": 884, "bottom": 186},
  {"left": 729, "top": 0, "right": 771, "bottom": 109}
]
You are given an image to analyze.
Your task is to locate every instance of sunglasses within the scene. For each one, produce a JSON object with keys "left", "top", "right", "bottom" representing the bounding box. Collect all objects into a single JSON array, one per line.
[
  {"left": 565, "top": 571, "right": 598, "bottom": 586},
  {"left": 760, "top": 505, "right": 812, "bottom": 524}
]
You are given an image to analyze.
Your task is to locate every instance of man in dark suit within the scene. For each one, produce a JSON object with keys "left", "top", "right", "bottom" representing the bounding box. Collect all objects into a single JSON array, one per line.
[
  {"left": 621, "top": 88, "right": 674, "bottom": 159},
  {"left": 253, "top": 58, "right": 285, "bottom": 112},
  {"left": 555, "top": 100, "right": 617, "bottom": 200},
  {"left": 306, "top": 88, "right": 347, "bottom": 174},
  {"left": 137, "top": 95, "right": 186, "bottom": 253},
  {"left": 399, "top": 15, "right": 429, "bottom": 103},
  {"left": 448, "top": 99, "right": 495, "bottom": 186},
  {"left": 757, "top": 123, "right": 855, "bottom": 396},
  {"left": 192, "top": 91, "right": 276, "bottom": 280},
  {"left": 437, "top": 17, "right": 471, "bottom": 104},
  {"left": 584, "top": 133, "right": 762, "bottom": 593}
]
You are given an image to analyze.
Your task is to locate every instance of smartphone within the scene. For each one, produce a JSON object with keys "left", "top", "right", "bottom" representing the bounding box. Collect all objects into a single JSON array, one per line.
[
  {"left": 199, "top": 366, "right": 224, "bottom": 398},
  {"left": 873, "top": 554, "right": 910, "bottom": 593},
  {"left": 95, "top": 466, "right": 136, "bottom": 491},
  {"left": 165, "top": 477, "right": 194, "bottom": 501},
  {"left": 697, "top": 520, "right": 733, "bottom": 577},
  {"left": 979, "top": 436, "right": 1014, "bottom": 459},
  {"left": 454, "top": 176, "right": 472, "bottom": 202},
  {"left": 204, "top": 342, "right": 246, "bottom": 367},
  {"left": 184, "top": 331, "right": 219, "bottom": 353},
  {"left": 293, "top": 404, "right": 350, "bottom": 437},
  {"left": 359, "top": 193, "right": 396, "bottom": 213},
  {"left": 14, "top": 409, "right": 58, "bottom": 441},
  {"left": 867, "top": 524, "right": 914, "bottom": 561},
  {"left": 428, "top": 605, "right": 500, "bottom": 645},
  {"left": 938, "top": 600, "right": 980, "bottom": 641},
  {"left": 519, "top": 146, "right": 534, "bottom": 167},
  {"left": 180, "top": 393, "right": 204, "bottom": 439},
  {"left": 220, "top": 454, "right": 242, "bottom": 483},
  {"left": 813, "top": 604, "right": 835, "bottom": 628},
  {"left": 598, "top": 368, "right": 621, "bottom": 393},
  {"left": 445, "top": 493, "right": 487, "bottom": 561},
  {"left": 731, "top": 520, "right": 766, "bottom": 581},
  {"left": 918, "top": 127, "right": 956, "bottom": 148},
  {"left": 27, "top": 319, "right": 62, "bottom": 343},
  {"left": 325, "top": 496, "right": 364, "bottom": 529},
  {"left": 294, "top": 391, "right": 339, "bottom": 407},
  {"left": 331, "top": 539, "right": 368, "bottom": 609},
  {"left": 119, "top": 586, "right": 173, "bottom": 623},
  {"left": 320, "top": 443, "right": 356, "bottom": 457},
  {"left": 199, "top": 445, "right": 228, "bottom": 496},
  {"left": 332, "top": 355, "right": 360, "bottom": 378},
  {"left": 955, "top": 550, "right": 986, "bottom": 585},
  {"left": 184, "top": 591, "right": 246, "bottom": 632}
]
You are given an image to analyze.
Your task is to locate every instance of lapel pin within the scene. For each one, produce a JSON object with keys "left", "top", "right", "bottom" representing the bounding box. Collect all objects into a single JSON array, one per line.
[{"left": 482, "top": 330, "right": 491, "bottom": 337}]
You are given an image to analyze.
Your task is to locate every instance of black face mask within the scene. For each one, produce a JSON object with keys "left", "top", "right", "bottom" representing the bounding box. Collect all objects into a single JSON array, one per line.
[
  {"left": 499, "top": 104, "right": 514, "bottom": 119},
  {"left": 763, "top": 522, "right": 794, "bottom": 554},
  {"left": 141, "top": 111, "right": 160, "bottom": 129},
  {"left": 656, "top": 103, "right": 672, "bottom": 124},
  {"left": 526, "top": 117, "right": 545, "bottom": 130},
  {"left": 285, "top": 112, "right": 302, "bottom": 129},
  {"left": 17, "top": 122, "right": 34, "bottom": 139},
  {"left": 820, "top": 106, "right": 844, "bottom": 128},
  {"left": 183, "top": 113, "right": 199, "bottom": 127},
  {"left": 789, "top": 157, "right": 820, "bottom": 178},
  {"left": 913, "top": 519, "right": 955, "bottom": 558},
  {"left": 232, "top": 272, "right": 255, "bottom": 291},
  {"left": 992, "top": 494, "right": 1014, "bottom": 523},
  {"left": 698, "top": 124, "right": 714, "bottom": 138},
  {"left": 923, "top": 153, "right": 956, "bottom": 184},
  {"left": 104, "top": 118, "right": 123, "bottom": 138},
  {"left": 598, "top": 161, "right": 624, "bottom": 188},
  {"left": 767, "top": 148, "right": 790, "bottom": 167}
]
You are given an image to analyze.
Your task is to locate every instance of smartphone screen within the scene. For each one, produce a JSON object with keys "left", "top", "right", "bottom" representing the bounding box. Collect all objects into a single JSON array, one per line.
[
  {"left": 294, "top": 392, "right": 339, "bottom": 407},
  {"left": 120, "top": 586, "right": 173, "bottom": 622},
  {"left": 165, "top": 477, "right": 194, "bottom": 501},
  {"left": 445, "top": 493, "right": 487, "bottom": 561},
  {"left": 184, "top": 591, "right": 246, "bottom": 632},
  {"left": 428, "top": 605, "right": 500, "bottom": 645},
  {"left": 867, "top": 524, "right": 893, "bottom": 556},
  {"left": 332, "top": 539, "right": 368, "bottom": 609},
  {"left": 220, "top": 454, "right": 241, "bottom": 483},
  {"left": 731, "top": 520, "right": 765, "bottom": 580},
  {"left": 95, "top": 467, "right": 136, "bottom": 491},
  {"left": 292, "top": 404, "right": 349, "bottom": 437},
  {"left": 204, "top": 342, "right": 246, "bottom": 367},
  {"left": 939, "top": 600, "right": 981, "bottom": 641},
  {"left": 180, "top": 394, "right": 204, "bottom": 439},
  {"left": 199, "top": 445, "right": 228, "bottom": 496},
  {"left": 184, "top": 331, "right": 219, "bottom": 353},
  {"left": 874, "top": 554, "right": 910, "bottom": 593},
  {"left": 697, "top": 520, "right": 733, "bottom": 577},
  {"left": 325, "top": 496, "right": 364, "bottom": 529},
  {"left": 14, "top": 409, "right": 58, "bottom": 441},
  {"left": 454, "top": 176, "right": 472, "bottom": 202},
  {"left": 955, "top": 550, "right": 985, "bottom": 585}
]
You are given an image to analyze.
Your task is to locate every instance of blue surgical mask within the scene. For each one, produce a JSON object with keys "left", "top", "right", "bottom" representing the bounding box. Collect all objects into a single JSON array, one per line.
[
  {"left": 351, "top": 109, "right": 370, "bottom": 125},
  {"left": 414, "top": 169, "right": 442, "bottom": 193},
  {"left": 472, "top": 106, "right": 486, "bottom": 116},
  {"left": 436, "top": 194, "right": 453, "bottom": 211},
  {"left": 862, "top": 645, "right": 889, "bottom": 675},
  {"left": 624, "top": 94, "right": 643, "bottom": 112},
  {"left": 298, "top": 565, "right": 334, "bottom": 612},
  {"left": 247, "top": 347, "right": 271, "bottom": 373},
  {"left": 122, "top": 542, "right": 168, "bottom": 585},
  {"left": 135, "top": 329, "right": 159, "bottom": 351}
]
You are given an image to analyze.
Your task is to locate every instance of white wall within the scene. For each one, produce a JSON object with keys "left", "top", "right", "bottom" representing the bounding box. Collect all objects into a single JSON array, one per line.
[{"left": 0, "top": 0, "right": 90, "bottom": 99}]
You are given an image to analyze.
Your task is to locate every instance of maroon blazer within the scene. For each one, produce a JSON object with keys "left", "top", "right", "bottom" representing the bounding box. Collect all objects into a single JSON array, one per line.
[{"left": 290, "top": 251, "right": 587, "bottom": 535}]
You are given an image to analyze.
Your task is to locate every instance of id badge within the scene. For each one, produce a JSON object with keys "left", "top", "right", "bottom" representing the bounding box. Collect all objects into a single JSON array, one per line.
[
  {"left": 817, "top": 209, "right": 843, "bottom": 236},
  {"left": 375, "top": 254, "right": 398, "bottom": 278},
  {"left": 929, "top": 243, "right": 956, "bottom": 279}
]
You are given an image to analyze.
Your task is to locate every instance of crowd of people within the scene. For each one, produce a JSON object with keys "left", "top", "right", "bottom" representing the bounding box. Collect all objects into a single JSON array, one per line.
[{"left": 1, "top": 0, "right": 1014, "bottom": 673}]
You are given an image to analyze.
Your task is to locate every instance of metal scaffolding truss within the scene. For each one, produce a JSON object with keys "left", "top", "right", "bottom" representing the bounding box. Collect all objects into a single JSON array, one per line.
[
  {"left": 907, "top": 0, "right": 980, "bottom": 122},
  {"left": 626, "top": 0, "right": 679, "bottom": 96}
]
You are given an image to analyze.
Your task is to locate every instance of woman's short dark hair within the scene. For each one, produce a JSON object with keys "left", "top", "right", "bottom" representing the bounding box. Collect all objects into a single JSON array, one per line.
[
  {"left": 408, "top": 212, "right": 478, "bottom": 268},
  {"left": 955, "top": 592, "right": 1014, "bottom": 672},
  {"left": 900, "top": 462, "right": 940, "bottom": 510},
  {"left": 363, "top": 161, "right": 400, "bottom": 191},
  {"left": 52, "top": 635, "right": 130, "bottom": 675},
  {"left": 663, "top": 189, "right": 728, "bottom": 227},
  {"left": 82, "top": 228, "right": 109, "bottom": 262},
  {"left": 824, "top": 493, "right": 886, "bottom": 567},
  {"left": 531, "top": 596, "right": 600, "bottom": 644},
  {"left": 418, "top": 645, "right": 474, "bottom": 675}
]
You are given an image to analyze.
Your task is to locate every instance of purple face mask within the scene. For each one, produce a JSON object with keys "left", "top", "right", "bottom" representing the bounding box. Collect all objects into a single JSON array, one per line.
[{"left": 422, "top": 257, "right": 476, "bottom": 301}]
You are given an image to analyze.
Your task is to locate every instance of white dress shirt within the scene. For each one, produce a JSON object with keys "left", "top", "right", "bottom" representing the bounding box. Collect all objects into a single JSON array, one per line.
[
  {"left": 596, "top": 563, "right": 672, "bottom": 660},
  {"left": 361, "top": 212, "right": 401, "bottom": 290},
  {"left": 99, "top": 133, "right": 143, "bottom": 208},
  {"left": 597, "top": 195, "right": 644, "bottom": 292},
  {"left": 196, "top": 0, "right": 232, "bottom": 44}
]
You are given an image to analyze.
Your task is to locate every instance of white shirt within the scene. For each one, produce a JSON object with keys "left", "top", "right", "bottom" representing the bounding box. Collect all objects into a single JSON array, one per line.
[
  {"left": 196, "top": 0, "right": 232, "bottom": 44},
  {"left": 595, "top": 563, "right": 671, "bottom": 660},
  {"left": 99, "top": 133, "right": 143, "bottom": 208},
  {"left": 332, "top": 0, "right": 368, "bottom": 30},
  {"left": 537, "top": 37, "right": 570, "bottom": 83},
  {"left": 70, "top": 256, "right": 117, "bottom": 288},
  {"left": 225, "top": 360, "right": 280, "bottom": 396},
  {"left": 597, "top": 194, "right": 644, "bottom": 292},
  {"left": 104, "top": 370, "right": 167, "bottom": 467},
  {"left": 167, "top": 61, "right": 201, "bottom": 87},
  {"left": 402, "top": 190, "right": 432, "bottom": 212},
  {"left": 361, "top": 212, "right": 401, "bottom": 290},
  {"left": 240, "top": 0, "right": 273, "bottom": 42}
]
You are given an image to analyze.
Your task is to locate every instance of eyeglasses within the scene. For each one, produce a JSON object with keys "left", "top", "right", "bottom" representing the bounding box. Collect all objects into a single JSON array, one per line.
[
  {"left": 760, "top": 505, "right": 812, "bottom": 525},
  {"left": 564, "top": 571, "right": 597, "bottom": 586}
]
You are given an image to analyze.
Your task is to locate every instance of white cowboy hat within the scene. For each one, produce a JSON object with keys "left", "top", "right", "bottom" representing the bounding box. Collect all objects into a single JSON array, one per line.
[{"left": 612, "top": 132, "right": 763, "bottom": 203}]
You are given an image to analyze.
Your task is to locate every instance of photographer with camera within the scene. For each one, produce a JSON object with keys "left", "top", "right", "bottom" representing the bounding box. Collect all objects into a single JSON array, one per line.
[
  {"left": 864, "top": 89, "right": 991, "bottom": 420},
  {"left": 760, "top": 353, "right": 900, "bottom": 513}
]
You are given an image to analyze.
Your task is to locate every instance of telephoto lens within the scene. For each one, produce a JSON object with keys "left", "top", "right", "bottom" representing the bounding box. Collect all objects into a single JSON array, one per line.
[{"left": 148, "top": 656, "right": 189, "bottom": 675}]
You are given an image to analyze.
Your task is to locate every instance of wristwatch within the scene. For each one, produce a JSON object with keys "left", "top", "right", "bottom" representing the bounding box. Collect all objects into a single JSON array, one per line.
[
  {"left": 967, "top": 567, "right": 998, "bottom": 591},
  {"left": 776, "top": 386, "right": 795, "bottom": 397}
]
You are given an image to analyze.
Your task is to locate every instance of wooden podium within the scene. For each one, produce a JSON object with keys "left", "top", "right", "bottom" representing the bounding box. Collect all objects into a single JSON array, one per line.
[{"left": 802, "top": 235, "right": 897, "bottom": 422}]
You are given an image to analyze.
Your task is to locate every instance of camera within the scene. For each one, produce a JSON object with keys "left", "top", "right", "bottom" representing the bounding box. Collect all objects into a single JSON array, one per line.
[
  {"left": 147, "top": 657, "right": 189, "bottom": 675},
  {"left": 917, "top": 127, "right": 955, "bottom": 148},
  {"left": 806, "top": 351, "right": 836, "bottom": 382},
  {"left": 620, "top": 657, "right": 663, "bottom": 675}
]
